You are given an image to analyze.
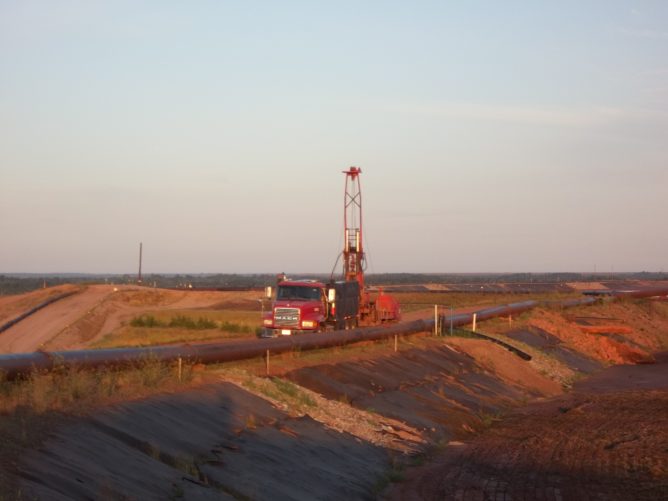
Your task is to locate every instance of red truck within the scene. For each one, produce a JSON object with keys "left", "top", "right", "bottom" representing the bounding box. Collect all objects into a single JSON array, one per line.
[
  {"left": 261, "top": 278, "right": 361, "bottom": 336},
  {"left": 261, "top": 167, "right": 400, "bottom": 337}
]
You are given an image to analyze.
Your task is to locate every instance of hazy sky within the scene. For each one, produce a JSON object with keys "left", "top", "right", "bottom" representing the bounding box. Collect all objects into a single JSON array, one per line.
[{"left": 1, "top": 1, "right": 667, "bottom": 274}]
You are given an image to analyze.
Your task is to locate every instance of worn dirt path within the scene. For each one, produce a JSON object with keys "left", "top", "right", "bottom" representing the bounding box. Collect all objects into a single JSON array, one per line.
[
  {"left": 0, "top": 286, "right": 263, "bottom": 353},
  {"left": 0, "top": 285, "right": 115, "bottom": 353}
]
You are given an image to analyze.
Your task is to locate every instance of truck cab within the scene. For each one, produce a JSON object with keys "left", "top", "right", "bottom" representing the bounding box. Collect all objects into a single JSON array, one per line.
[
  {"left": 262, "top": 280, "right": 328, "bottom": 337},
  {"left": 261, "top": 279, "right": 360, "bottom": 337}
]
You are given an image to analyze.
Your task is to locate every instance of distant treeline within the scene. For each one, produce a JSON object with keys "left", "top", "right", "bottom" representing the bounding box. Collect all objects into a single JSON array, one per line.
[{"left": 1, "top": 272, "right": 667, "bottom": 296}]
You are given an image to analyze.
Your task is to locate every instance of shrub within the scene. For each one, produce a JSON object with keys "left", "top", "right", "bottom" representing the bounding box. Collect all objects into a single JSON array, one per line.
[
  {"left": 130, "top": 315, "right": 218, "bottom": 330},
  {"left": 130, "top": 315, "right": 164, "bottom": 328},
  {"left": 220, "top": 321, "right": 251, "bottom": 334}
]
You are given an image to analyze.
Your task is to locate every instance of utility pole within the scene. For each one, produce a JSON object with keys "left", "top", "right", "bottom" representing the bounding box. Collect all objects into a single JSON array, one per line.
[{"left": 137, "top": 242, "right": 143, "bottom": 285}]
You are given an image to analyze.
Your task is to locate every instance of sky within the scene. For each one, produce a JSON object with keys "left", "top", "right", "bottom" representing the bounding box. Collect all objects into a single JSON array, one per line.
[{"left": 1, "top": 1, "right": 667, "bottom": 274}]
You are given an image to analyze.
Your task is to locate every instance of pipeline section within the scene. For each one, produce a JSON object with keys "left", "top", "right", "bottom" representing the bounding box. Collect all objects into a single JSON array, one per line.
[
  {"left": 446, "top": 328, "right": 533, "bottom": 361},
  {"left": 0, "top": 299, "right": 551, "bottom": 379},
  {"left": 0, "top": 287, "right": 666, "bottom": 379}
]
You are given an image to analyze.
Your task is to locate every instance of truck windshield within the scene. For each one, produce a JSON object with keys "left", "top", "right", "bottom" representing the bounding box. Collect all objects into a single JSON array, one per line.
[{"left": 277, "top": 286, "right": 322, "bottom": 301}]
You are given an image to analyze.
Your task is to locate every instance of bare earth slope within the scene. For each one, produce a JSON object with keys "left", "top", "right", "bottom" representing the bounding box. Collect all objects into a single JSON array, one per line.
[
  {"left": 15, "top": 338, "right": 562, "bottom": 500},
  {"left": 0, "top": 286, "right": 112, "bottom": 353},
  {"left": 384, "top": 354, "right": 668, "bottom": 501},
  {"left": 19, "top": 382, "right": 390, "bottom": 500},
  {"left": 0, "top": 286, "right": 261, "bottom": 353},
  {"left": 0, "top": 285, "right": 79, "bottom": 325}
]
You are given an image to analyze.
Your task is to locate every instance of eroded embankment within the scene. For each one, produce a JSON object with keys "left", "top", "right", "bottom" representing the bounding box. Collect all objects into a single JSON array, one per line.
[
  {"left": 384, "top": 354, "right": 668, "bottom": 501},
  {"left": 283, "top": 340, "right": 561, "bottom": 440},
  {"left": 14, "top": 337, "right": 559, "bottom": 500},
  {"left": 18, "top": 383, "right": 391, "bottom": 500}
]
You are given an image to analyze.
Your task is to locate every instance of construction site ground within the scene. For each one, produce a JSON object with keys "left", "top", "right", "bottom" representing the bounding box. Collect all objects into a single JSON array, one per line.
[{"left": 0, "top": 285, "right": 667, "bottom": 500}]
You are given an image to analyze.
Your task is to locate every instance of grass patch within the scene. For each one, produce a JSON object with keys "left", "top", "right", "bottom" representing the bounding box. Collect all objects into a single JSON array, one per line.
[
  {"left": 96, "top": 310, "right": 262, "bottom": 348},
  {"left": 0, "top": 358, "right": 194, "bottom": 415},
  {"left": 93, "top": 327, "right": 227, "bottom": 348},
  {"left": 130, "top": 314, "right": 218, "bottom": 330},
  {"left": 272, "top": 377, "right": 316, "bottom": 408},
  {"left": 238, "top": 375, "right": 316, "bottom": 410}
]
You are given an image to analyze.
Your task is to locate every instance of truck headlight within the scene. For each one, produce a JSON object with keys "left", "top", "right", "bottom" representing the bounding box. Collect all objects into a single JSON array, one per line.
[
  {"left": 301, "top": 320, "right": 316, "bottom": 328},
  {"left": 263, "top": 319, "right": 273, "bottom": 326}
]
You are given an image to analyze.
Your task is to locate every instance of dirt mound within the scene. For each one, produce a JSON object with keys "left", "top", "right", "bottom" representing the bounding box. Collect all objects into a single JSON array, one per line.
[
  {"left": 505, "top": 327, "right": 602, "bottom": 373},
  {"left": 518, "top": 303, "right": 668, "bottom": 365},
  {"left": 385, "top": 387, "right": 668, "bottom": 501},
  {"left": 286, "top": 340, "right": 561, "bottom": 440},
  {"left": 574, "top": 351, "right": 668, "bottom": 393}
]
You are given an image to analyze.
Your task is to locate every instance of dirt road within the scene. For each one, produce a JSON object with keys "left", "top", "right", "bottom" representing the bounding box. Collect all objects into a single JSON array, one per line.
[
  {"left": 0, "top": 286, "right": 263, "bottom": 353},
  {"left": 0, "top": 285, "right": 115, "bottom": 353}
]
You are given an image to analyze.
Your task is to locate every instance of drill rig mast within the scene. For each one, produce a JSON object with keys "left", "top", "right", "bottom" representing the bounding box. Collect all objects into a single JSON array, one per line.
[
  {"left": 341, "top": 167, "right": 401, "bottom": 322},
  {"left": 343, "top": 167, "right": 366, "bottom": 292}
]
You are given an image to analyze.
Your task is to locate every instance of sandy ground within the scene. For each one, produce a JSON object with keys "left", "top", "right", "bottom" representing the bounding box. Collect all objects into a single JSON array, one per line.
[
  {"left": 0, "top": 285, "right": 114, "bottom": 353},
  {"left": 0, "top": 286, "right": 263, "bottom": 353},
  {"left": 0, "top": 285, "right": 79, "bottom": 325}
]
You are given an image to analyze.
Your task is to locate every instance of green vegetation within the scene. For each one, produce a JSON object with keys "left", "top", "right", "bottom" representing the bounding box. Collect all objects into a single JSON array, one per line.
[
  {"left": 0, "top": 358, "right": 193, "bottom": 415},
  {"left": 130, "top": 314, "right": 218, "bottom": 330},
  {"left": 240, "top": 376, "right": 316, "bottom": 410},
  {"left": 272, "top": 377, "right": 316, "bottom": 407},
  {"left": 94, "top": 310, "right": 262, "bottom": 349}
]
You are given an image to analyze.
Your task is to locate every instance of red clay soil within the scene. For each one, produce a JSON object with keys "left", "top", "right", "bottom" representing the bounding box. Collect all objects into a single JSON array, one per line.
[
  {"left": 383, "top": 356, "right": 668, "bottom": 501},
  {"left": 522, "top": 304, "right": 667, "bottom": 365}
]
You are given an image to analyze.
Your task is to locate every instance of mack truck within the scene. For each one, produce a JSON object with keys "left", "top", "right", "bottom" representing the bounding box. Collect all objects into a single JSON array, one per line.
[{"left": 261, "top": 167, "right": 400, "bottom": 337}]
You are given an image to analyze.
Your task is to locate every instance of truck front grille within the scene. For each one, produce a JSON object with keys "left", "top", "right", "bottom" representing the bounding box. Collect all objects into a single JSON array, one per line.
[{"left": 274, "top": 307, "right": 300, "bottom": 327}]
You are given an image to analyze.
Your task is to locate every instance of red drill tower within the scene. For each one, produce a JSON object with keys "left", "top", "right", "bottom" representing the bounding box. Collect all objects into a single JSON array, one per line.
[{"left": 343, "top": 167, "right": 365, "bottom": 291}]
